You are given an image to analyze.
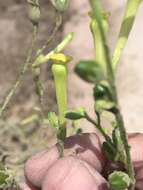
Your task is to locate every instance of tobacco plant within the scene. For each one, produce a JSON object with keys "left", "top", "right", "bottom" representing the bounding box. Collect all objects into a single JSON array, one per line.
[{"left": 0, "top": 0, "right": 142, "bottom": 190}]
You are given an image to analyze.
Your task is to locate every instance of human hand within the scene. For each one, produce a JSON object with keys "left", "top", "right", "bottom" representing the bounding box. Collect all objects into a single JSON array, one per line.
[{"left": 23, "top": 133, "right": 143, "bottom": 190}]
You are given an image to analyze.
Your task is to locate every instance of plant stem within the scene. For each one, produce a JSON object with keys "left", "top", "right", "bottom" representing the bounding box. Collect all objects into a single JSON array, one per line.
[
  {"left": 85, "top": 113, "right": 110, "bottom": 142},
  {"left": 89, "top": 0, "right": 115, "bottom": 86},
  {"left": 36, "top": 12, "right": 62, "bottom": 57},
  {"left": 90, "top": 12, "right": 108, "bottom": 77},
  {"left": 32, "top": 12, "right": 62, "bottom": 105},
  {"left": 89, "top": 0, "right": 135, "bottom": 188},
  {"left": 0, "top": 25, "right": 38, "bottom": 118},
  {"left": 32, "top": 32, "right": 74, "bottom": 67},
  {"left": 115, "top": 111, "right": 135, "bottom": 190},
  {"left": 112, "top": 0, "right": 142, "bottom": 71}
]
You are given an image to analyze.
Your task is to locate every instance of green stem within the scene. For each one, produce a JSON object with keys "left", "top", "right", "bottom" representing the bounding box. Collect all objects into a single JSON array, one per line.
[
  {"left": 52, "top": 63, "right": 68, "bottom": 127},
  {"left": 0, "top": 25, "right": 38, "bottom": 117},
  {"left": 36, "top": 12, "right": 62, "bottom": 57},
  {"left": 90, "top": 13, "right": 108, "bottom": 77},
  {"left": 85, "top": 112, "right": 111, "bottom": 142},
  {"left": 89, "top": 0, "right": 114, "bottom": 85},
  {"left": 115, "top": 111, "right": 135, "bottom": 190},
  {"left": 33, "top": 32, "right": 74, "bottom": 67},
  {"left": 89, "top": 0, "right": 136, "bottom": 189},
  {"left": 112, "top": 0, "right": 142, "bottom": 71}
]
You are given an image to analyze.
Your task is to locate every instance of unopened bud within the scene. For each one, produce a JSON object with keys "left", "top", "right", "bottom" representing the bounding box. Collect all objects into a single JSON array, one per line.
[
  {"left": 50, "top": 0, "right": 69, "bottom": 12},
  {"left": 28, "top": 0, "right": 40, "bottom": 25}
]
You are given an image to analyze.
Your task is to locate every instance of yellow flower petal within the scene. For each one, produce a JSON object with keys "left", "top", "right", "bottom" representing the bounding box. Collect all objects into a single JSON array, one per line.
[{"left": 49, "top": 53, "right": 72, "bottom": 64}]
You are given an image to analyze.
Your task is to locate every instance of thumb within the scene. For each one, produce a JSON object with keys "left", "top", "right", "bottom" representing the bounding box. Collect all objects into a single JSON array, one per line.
[{"left": 42, "top": 156, "right": 108, "bottom": 190}]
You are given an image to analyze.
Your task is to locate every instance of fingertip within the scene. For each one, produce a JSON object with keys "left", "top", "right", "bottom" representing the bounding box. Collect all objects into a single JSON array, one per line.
[
  {"left": 24, "top": 145, "right": 60, "bottom": 187},
  {"left": 64, "top": 133, "right": 106, "bottom": 172},
  {"left": 42, "top": 156, "right": 108, "bottom": 190},
  {"left": 20, "top": 182, "right": 39, "bottom": 190},
  {"left": 129, "top": 133, "right": 143, "bottom": 167},
  {"left": 135, "top": 180, "right": 143, "bottom": 190}
]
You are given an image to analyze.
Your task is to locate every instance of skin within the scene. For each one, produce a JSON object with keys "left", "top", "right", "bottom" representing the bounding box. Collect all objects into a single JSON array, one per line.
[{"left": 23, "top": 133, "right": 143, "bottom": 190}]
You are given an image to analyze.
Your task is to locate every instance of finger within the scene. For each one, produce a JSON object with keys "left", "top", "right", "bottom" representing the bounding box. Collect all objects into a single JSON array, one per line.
[
  {"left": 42, "top": 156, "right": 108, "bottom": 190},
  {"left": 20, "top": 182, "right": 39, "bottom": 190},
  {"left": 129, "top": 134, "right": 143, "bottom": 190},
  {"left": 129, "top": 133, "right": 143, "bottom": 169},
  {"left": 136, "top": 180, "right": 143, "bottom": 190},
  {"left": 128, "top": 133, "right": 143, "bottom": 189},
  {"left": 25, "top": 133, "right": 106, "bottom": 188},
  {"left": 102, "top": 133, "right": 143, "bottom": 181},
  {"left": 64, "top": 133, "right": 106, "bottom": 172},
  {"left": 24, "top": 145, "right": 60, "bottom": 188},
  {"left": 135, "top": 167, "right": 143, "bottom": 190}
]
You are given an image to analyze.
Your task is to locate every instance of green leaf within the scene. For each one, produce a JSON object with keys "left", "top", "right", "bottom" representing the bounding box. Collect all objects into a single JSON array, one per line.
[
  {"left": 75, "top": 60, "right": 103, "bottom": 83},
  {"left": 57, "top": 127, "right": 66, "bottom": 142},
  {"left": 65, "top": 108, "right": 86, "bottom": 120},
  {"left": 76, "top": 128, "right": 83, "bottom": 135},
  {"left": 94, "top": 81, "right": 118, "bottom": 114},
  {"left": 94, "top": 80, "right": 113, "bottom": 100},
  {"left": 0, "top": 170, "right": 9, "bottom": 187},
  {"left": 95, "top": 99, "right": 116, "bottom": 113},
  {"left": 48, "top": 112, "right": 59, "bottom": 129},
  {"left": 50, "top": 0, "right": 69, "bottom": 12},
  {"left": 102, "top": 141, "right": 116, "bottom": 161},
  {"left": 108, "top": 171, "right": 131, "bottom": 190}
]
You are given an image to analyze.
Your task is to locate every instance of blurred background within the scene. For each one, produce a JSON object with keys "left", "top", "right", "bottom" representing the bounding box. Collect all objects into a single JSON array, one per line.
[{"left": 0, "top": 0, "right": 143, "bottom": 186}]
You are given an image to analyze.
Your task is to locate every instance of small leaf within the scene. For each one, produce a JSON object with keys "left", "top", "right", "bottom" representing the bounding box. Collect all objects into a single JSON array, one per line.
[
  {"left": 48, "top": 112, "right": 59, "bottom": 129},
  {"left": 95, "top": 99, "right": 116, "bottom": 113},
  {"left": 65, "top": 108, "right": 86, "bottom": 120},
  {"left": 0, "top": 170, "right": 9, "bottom": 187},
  {"left": 94, "top": 81, "right": 118, "bottom": 113},
  {"left": 94, "top": 80, "right": 112, "bottom": 100},
  {"left": 75, "top": 60, "right": 103, "bottom": 83},
  {"left": 57, "top": 127, "right": 66, "bottom": 142},
  {"left": 102, "top": 141, "right": 116, "bottom": 161},
  {"left": 76, "top": 128, "right": 83, "bottom": 135},
  {"left": 108, "top": 171, "right": 131, "bottom": 190}
]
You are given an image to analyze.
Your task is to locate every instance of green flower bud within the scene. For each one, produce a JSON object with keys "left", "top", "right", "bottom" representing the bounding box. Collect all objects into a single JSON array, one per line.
[
  {"left": 65, "top": 108, "right": 86, "bottom": 120},
  {"left": 108, "top": 171, "right": 131, "bottom": 190},
  {"left": 52, "top": 63, "right": 68, "bottom": 126},
  {"left": 28, "top": 0, "right": 40, "bottom": 25},
  {"left": 50, "top": 0, "right": 69, "bottom": 12}
]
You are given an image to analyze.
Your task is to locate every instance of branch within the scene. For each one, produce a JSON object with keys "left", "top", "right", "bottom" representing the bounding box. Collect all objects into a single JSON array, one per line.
[
  {"left": 32, "top": 32, "right": 74, "bottom": 68},
  {"left": 0, "top": 25, "right": 38, "bottom": 117},
  {"left": 85, "top": 112, "right": 110, "bottom": 142},
  {"left": 36, "top": 12, "right": 62, "bottom": 57}
]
